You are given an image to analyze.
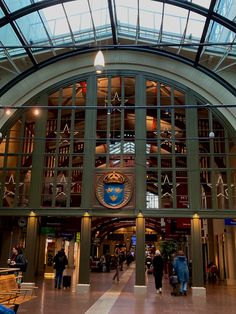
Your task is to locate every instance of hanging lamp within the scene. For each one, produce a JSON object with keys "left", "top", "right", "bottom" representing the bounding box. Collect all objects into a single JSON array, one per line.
[{"left": 94, "top": 50, "right": 105, "bottom": 74}]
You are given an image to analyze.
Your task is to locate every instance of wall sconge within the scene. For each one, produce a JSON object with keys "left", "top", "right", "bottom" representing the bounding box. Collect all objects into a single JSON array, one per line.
[
  {"left": 193, "top": 213, "right": 199, "bottom": 219},
  {"left": 137, "top": 210, "right": 143, "bottom": 217},
  {"left": 94, "top": 50, "right": 105, "bottom": 74},
  {"left": 84, "top": 211, "right": 90, "bottom": 217}
]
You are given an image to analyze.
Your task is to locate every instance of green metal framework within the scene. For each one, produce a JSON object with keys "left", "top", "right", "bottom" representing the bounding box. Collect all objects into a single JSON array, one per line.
[{"left": 0, "top": 71, "right": 236, "bottom": 218}]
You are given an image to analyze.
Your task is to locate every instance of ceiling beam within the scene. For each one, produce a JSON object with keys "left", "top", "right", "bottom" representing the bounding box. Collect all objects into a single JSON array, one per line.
[
  {"left": 108, "top": 0, "right": 118, "bottom": 45},
  {"left": 0, "top": 0, "right": 38, "bottom": 66},
  {"left": 194, "top": 0, "right": 217, "bottom": 66}
]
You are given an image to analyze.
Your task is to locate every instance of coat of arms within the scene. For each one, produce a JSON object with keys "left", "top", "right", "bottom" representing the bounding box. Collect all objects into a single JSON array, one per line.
[{"left": 96, "top": 171, "right": 132, "bottom": 209}]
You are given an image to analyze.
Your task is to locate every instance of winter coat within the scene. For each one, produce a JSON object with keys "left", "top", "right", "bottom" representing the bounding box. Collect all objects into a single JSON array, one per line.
[
  {"left": 53, "top": 251, "right": 68, "bottom": 272},
  {"left": 152, "top": 255, "right": 164, "bottom": 277},
  {"left": 9, "top": 253, "right": 28, "bottom": 272},
  {"left": 173, "top": 255, "right": 189, "bottom": 282}
]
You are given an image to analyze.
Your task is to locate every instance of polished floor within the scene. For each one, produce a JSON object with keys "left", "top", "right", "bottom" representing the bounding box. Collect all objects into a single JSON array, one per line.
[{"left": 17, "top": 264, "right": 236, "bottom": 314}]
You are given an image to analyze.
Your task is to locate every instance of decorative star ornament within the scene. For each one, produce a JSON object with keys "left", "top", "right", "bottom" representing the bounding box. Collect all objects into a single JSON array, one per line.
[
  {"left": 55, "top": 123, "right": 78, "bottom": 145},
  {"left": 207, "top": 175, "right": 229, "bottom": 199},
  {"left": 4, "top": 174, "right": 24, "bottom": 198},
  {"left": 49, "top": 174, "right": 68, "bottom": 197},
  {"left": 161, "top": 174, "right": 173, "bottom": 198},
  {"left": 105, "top": 92, "right": 128, "bottom": 112}
]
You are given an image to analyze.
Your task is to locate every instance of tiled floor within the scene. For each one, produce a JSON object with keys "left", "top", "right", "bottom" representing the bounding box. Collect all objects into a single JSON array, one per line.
[{"left": 17, "top": 264, "right": 236, "bottom": 314}]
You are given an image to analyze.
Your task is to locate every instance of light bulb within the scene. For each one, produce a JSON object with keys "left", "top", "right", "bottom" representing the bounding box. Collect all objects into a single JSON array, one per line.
[
  {"left": 94, "top": 50, "right": 105, "bottom": 74},
  {"left": 209, "top": 131, "right": 215, "bottom": 138}
]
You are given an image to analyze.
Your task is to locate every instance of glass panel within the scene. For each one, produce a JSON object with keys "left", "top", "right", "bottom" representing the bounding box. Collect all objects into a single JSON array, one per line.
[
  {"left": 4, "top": 0, "right": 32, "bottom": 11},
  {"left": 95, "top": 155, "right": 106, "bottom": 168},
  {"left": 213, "top": 0, "right": 235, "bottom": 20},
  {"left": 70, "top": 169, "right": 82, "bottom": 207},
  {"left": 161, "top": 156, "right": 172, "bottom": 168},
  {"left": 207, "top": 20, "right": 236, "bottom": 50},
  {"left": 16, "top": 13, "right": 49, "bottom": 46},
  {"left": 163, "top": 5, "right": 189, "bottom": 43},
  {"left": 64, "top": 0, "right": 91, "bottom": 34},
  {"left": 231, "top": 171, "right": 236, "bottom": 207},
  {"left": 109, "top": 155, "right": 121, "bottom": 167},
  {"left": 0, "top": 8, "right": 5, "bottom": 18},
  {"left": 139, "top": 1, "right": 163, "bottom": 41},
  {"left": 185, "top": 11, "right": 206, "bottom": 39},
  {"left": 90, "top": 0, "right": 111, "bottom": 37},
  {"left": 176, "top": 171, "right": 188, "bottom": 208},
  {"left": 40, "top": 5, "right": 70, "bottom": 41},
  {"left": 146, "top": 155, "right": 158, "bottom": 168},
  {"left": 147, "top": 170, "right": 158, "bottom": 209},
  {"left": 18, "top": 170, "right": 31, "bottom": 207},
  {"left": 0, "top": 24, "right": 26, "bottom": 58},
  {"left": 191, "top": 0, "right": 211, "bottom": 9},
  {"left": 75, "top": 82, "right": 86, "bottom": 107},
  {"left": 41, "top": 169, "right": 53, "bottom": 206}
]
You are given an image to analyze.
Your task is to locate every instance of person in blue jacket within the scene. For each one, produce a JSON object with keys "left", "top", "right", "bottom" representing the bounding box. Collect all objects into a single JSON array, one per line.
[
  {"left": 0, "top": 304, "right": 14, "bottom": 314},
  {"left": 173, "top": 250, "right": 189, "bottom": 296}
]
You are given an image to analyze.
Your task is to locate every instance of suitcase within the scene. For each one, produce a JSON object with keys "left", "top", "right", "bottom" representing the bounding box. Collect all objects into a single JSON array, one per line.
[{"left": 63, "top": 275, "right": 71, "bottom": 288}]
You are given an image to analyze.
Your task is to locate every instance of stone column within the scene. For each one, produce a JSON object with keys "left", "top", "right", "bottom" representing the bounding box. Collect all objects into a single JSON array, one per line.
[
  {"left": 24, "top": 214, "right": 39, "bottom": 282},
  {"left": 225, "top": 226, "right": 236, "bottom": 285},
  {"left": 77, "top": 214, "right": 91, "bottom": 292},
  {"left": 134, "top": 213, "right": 146, "bottom": 294},
  {"left": 191, "top": 216, "right": 206, "bottom": 296}
]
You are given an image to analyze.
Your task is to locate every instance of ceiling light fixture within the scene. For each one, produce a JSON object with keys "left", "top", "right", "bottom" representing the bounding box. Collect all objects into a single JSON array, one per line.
[{"left": 94, "top": 50, "right": 105, "bottom": 74}]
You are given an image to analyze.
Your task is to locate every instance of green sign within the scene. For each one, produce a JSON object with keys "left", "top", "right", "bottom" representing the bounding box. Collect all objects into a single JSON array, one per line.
[
  {"left": 76, "top": 232, "right": 80, "bottom": 243},
  {"left": 41, "top": 227, "right": 56, "bottom": 235}
]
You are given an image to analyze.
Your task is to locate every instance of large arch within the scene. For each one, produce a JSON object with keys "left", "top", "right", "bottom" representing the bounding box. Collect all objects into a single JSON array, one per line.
[{"left": 1, "top": 50, "right": 236, "bottom": 131}]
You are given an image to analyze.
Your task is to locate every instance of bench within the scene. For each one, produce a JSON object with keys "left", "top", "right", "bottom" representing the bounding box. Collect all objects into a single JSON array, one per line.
[{"left": 0, "top": 274, "right": 37, "bottom": 313}]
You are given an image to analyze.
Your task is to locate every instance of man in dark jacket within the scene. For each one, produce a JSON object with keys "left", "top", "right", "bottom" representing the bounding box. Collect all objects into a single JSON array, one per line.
[
  {"left": 8, "top": 245, "right": 28, "bottom": 272},
  {"left": 53, "top": 248, "right": 68, "bottom": 289},
  {"left": 152, "top": 249, "right": 164, "bottom": 294}
]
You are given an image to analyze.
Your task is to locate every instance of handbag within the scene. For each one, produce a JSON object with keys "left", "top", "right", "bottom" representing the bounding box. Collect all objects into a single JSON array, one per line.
[{"left": 169, "top": 275, "right": 178, "bottom": 285}]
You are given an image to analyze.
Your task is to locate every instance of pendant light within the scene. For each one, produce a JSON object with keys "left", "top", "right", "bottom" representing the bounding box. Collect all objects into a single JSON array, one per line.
[{"left": 94, "top": 50, "right": 105, "bottom": 74}]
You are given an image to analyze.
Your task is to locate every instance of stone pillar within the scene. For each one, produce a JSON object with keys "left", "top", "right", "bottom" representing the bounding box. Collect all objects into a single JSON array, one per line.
[
  {"left": 225, "top": 226, "right": 236, "bottom": 285},
  {"left": 191, "top": 216, "right": 206, "bottom": 296},
  {"left": 77, "top": 214, "right": 91, "bottom": 292},
  {"left": 134, "top": 213, "right": 146, "bottom": 294},
  {"left": 24, "top": 215, "right": 39, "bottom": 282}
]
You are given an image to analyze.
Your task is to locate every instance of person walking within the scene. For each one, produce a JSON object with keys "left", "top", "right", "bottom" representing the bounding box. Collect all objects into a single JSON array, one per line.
[
  {"left": 173, "top": 250, "right": 189, "bottom": 296},
  {"left": 53, "top": 248, "right": 68, "bottom": 289},
  {"left": 105, "top": 250, "right": 111, "bottom": 272},
  {"left": 112, "top": 252, "right": 120, "bottom": 282},
  {"left": 152, "top": 249, "right": 164, "bottom": 294}
]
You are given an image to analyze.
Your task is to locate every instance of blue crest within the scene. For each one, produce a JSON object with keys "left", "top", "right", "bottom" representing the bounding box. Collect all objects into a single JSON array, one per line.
[{"left": 104, "top": 183, "right": 124, "bottom": 206}]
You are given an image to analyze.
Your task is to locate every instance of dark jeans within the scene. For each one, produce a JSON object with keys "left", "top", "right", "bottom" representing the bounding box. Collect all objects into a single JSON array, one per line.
[
  {"left": 154, "top": 273, "right": 163, "bottom": 289},
  {"left": 55, "top": 270, "right": 63, "bottom": 288}
]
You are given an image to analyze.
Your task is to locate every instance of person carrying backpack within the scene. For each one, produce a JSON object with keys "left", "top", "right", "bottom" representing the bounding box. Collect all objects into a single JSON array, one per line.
[{"left": 53, "top": 248, "right": 68, "bottom": 289}]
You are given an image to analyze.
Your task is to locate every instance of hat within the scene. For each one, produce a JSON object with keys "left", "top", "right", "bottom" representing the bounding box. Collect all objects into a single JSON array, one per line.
[{"left": 155, "top": 249, "right": 161, "bottom": 255}]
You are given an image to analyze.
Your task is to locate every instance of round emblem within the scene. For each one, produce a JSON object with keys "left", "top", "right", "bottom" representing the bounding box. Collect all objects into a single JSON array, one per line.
[{"left": 96, "top": 171, "right": 132, "bottom": 209}]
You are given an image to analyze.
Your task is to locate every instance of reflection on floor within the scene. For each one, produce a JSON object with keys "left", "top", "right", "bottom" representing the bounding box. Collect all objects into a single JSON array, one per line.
[{"left": 17, "top": 263, "right": 236, "bottom": 314}]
